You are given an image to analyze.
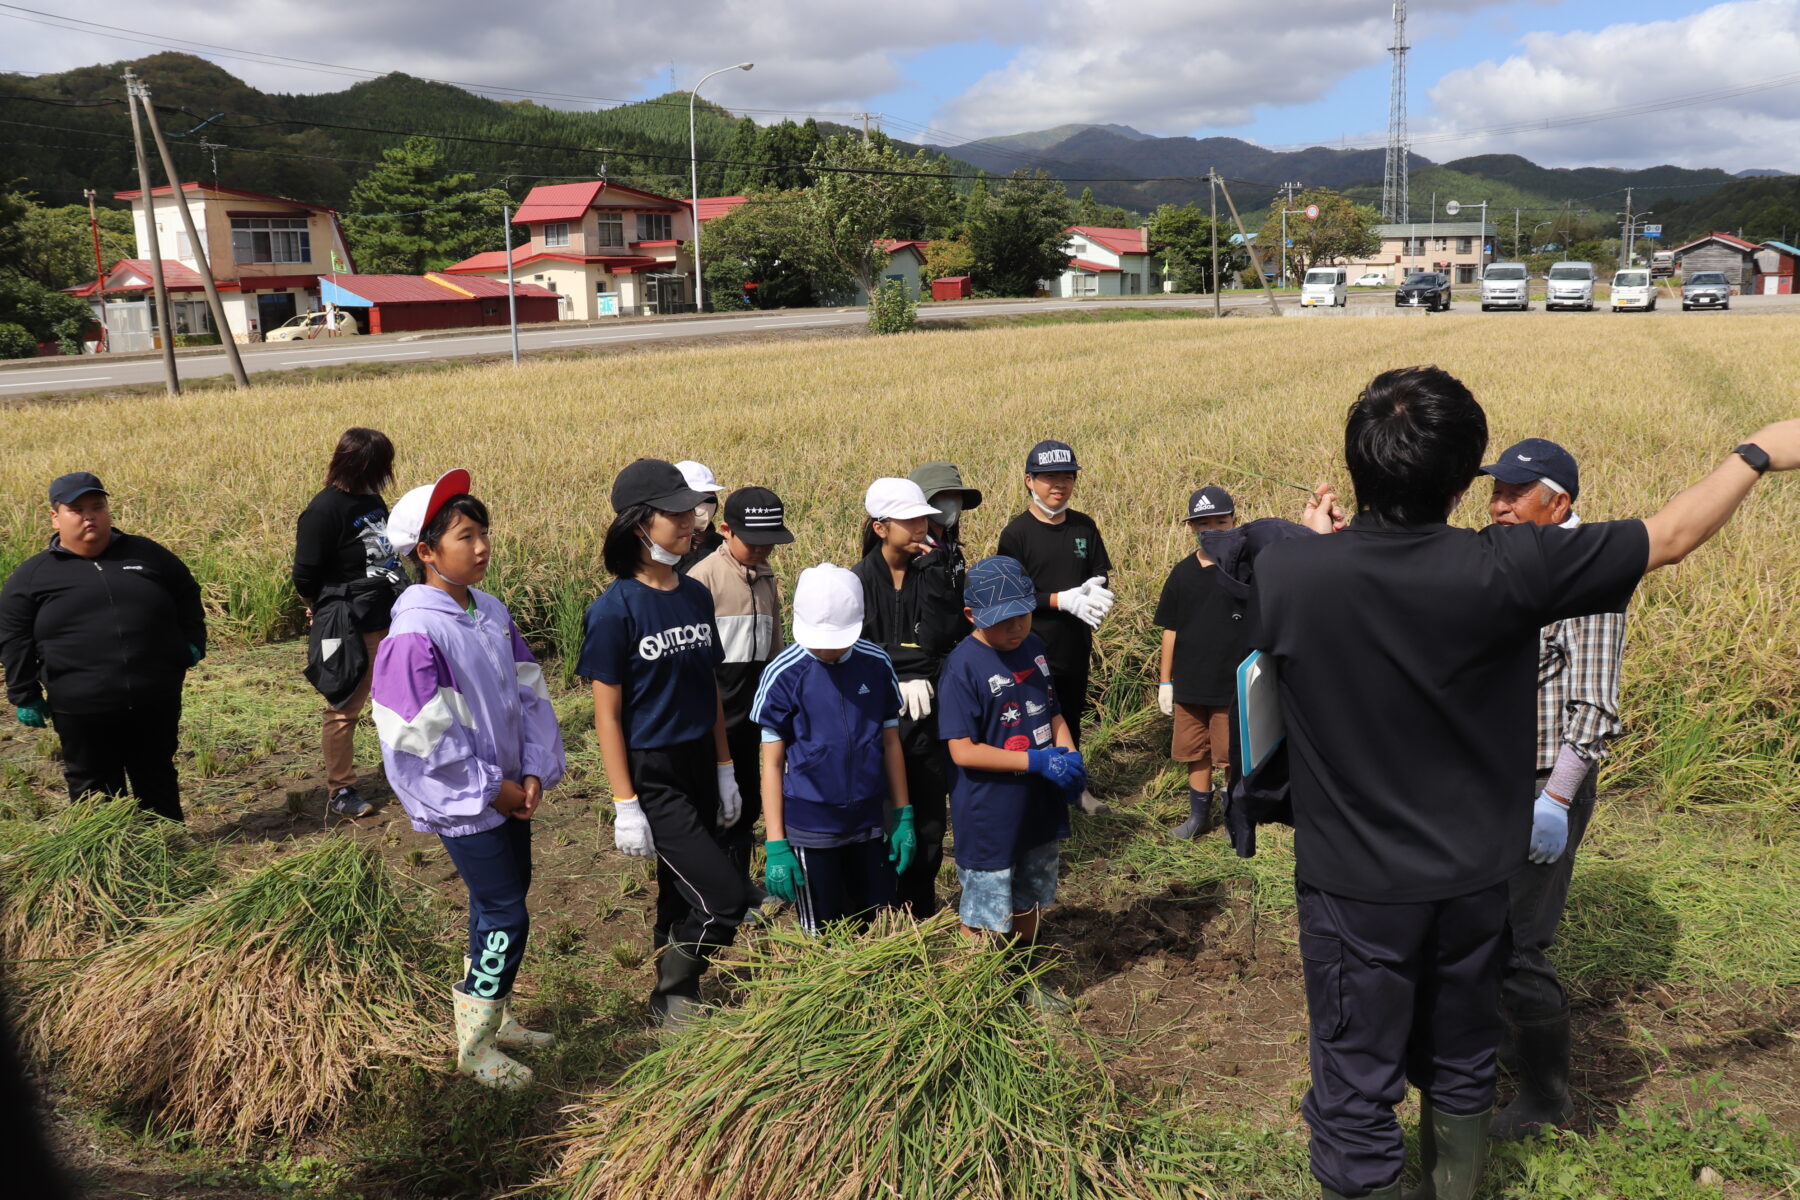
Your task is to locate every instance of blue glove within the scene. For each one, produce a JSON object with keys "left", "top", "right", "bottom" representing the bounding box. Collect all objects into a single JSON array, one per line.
[
  {"left": 188, "top": 643, "right": 205, "bottom": 667},
  {"left": 15, "top": 699, "right": 49, "bottom": 728},
  {"left": 1528, "top": 791, "right": 1570, "bottom": 864},
  {"left": 1026, "top": 747, "right": 1086, "bottom": 791}
]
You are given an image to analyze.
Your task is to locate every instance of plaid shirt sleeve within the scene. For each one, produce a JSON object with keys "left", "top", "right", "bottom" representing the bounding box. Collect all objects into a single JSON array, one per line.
[{"left": 1536, "top": 611, "right": 1627, "bottom": 770}]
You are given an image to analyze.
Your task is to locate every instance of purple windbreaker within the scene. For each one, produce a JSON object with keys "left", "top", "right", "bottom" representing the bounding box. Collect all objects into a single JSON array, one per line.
[{"left": 371, "top": 584, "right": 566, "bottom": 837}]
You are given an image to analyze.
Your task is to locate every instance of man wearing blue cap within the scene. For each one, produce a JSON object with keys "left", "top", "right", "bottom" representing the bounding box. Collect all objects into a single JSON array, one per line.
[
  {"left": 1481, "top": 438, "right": 1624, "bottom": 1141},
  {"left": 0, "top": 473, "right": 206, "bottom": 821}
]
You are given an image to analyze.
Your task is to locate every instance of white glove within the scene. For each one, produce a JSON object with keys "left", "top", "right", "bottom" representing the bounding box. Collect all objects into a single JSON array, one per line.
[
  {"left": 1080, "top": 577, "right": 1116, "bottom": 624},
  {"left": 612, "top": 797, "right": 654, "bottom": 858},
  {"left": 1055, "top": 581, "right": 1109, "bottom": 629},
  {"left": 1158, "top": 682, "right": 1174, "bottom": 716},
  {"left": 898, "top": 678, "right": 934, "bottom": 721},
  {"left": 716, "top": 762, "right": 743, "bottom": 828}
]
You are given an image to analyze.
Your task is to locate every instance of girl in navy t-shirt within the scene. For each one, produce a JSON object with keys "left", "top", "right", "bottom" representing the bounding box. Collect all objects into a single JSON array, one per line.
[{"left": 579, "top": 458, "right": 748, "bottom": 1027}]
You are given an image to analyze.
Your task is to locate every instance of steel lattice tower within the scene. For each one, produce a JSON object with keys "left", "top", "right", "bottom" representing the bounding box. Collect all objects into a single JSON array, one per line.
[{"left": 1381, "top": 1, "right": 1410, "bottom": 223}]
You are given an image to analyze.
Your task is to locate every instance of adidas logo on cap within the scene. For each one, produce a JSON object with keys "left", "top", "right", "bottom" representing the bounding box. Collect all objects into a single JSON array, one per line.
[
  {"left": 857, "top": 683, "right": 870, "bottom": 694},
  {"left": 1192, "top": 495, "right": 1215, "bottom": 513}
]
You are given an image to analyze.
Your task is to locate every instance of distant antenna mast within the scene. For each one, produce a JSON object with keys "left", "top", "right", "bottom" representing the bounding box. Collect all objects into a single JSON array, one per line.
[{"left": 1382, "top": 0, "right": 1410, "bottom": 223}]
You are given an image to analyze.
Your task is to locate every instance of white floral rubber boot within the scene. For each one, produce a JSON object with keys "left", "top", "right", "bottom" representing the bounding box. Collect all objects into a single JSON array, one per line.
[
  {"left": 464, "top": 957, "right": 553, "bottom": 1051},
  {"left": 452, "top": 983, "right": 534, "bottom": 1089}
]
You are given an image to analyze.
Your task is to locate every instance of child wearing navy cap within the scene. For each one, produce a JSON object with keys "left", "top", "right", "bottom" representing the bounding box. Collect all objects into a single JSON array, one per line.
[
  {"left": 936, "top": 555, "right": 1086, "bottom": 1010},
  {"left": 1155, "top": 485, "right": 1248, "bottom": 838}
]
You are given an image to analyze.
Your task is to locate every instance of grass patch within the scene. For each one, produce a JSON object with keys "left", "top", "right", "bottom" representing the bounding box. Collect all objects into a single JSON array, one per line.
[{"left": 50, "top": 836, "right": 444, "bottom": 1146}]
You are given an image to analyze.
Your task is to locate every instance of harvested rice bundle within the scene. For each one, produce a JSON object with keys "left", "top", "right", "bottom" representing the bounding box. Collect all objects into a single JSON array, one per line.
[
  {"left": 0, "top": 797, "right": 216, "bottom": 1013},
  {"left": 549, "top": 915, "right": 1218, "bottom": 1200},
  {"left": 53, "top": 836, "right": 444, "bottom": 1145}
]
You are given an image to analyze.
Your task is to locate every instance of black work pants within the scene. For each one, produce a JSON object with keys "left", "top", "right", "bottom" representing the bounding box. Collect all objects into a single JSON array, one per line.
[
  {"left": 1297, "top": 879, "right": 1511, "bottom": 1197},
  {"left": 722, "top": 720, "right": 763, "bottom": 853},
  {"left": 632, "top": 738, "right": 747, "bottom": 957},
  {"left": 794, "top": 839, "right": 896, "bottom": 934},
  {"left": 55, "top": 703, "right": 184, "bottom": 822},
  {"left": 1500, "top": 769, "right": 1597, "bottom": 1024},
  {"left": 442, "top": 818, "right": 532, "bottom": 999},
  {"left": 893, "top": 711, "right": 947, "bottom": 918}
]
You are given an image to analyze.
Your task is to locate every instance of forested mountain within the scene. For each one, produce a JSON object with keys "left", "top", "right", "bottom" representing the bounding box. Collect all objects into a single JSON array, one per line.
[
  {"left": 0, "top": 53, "right": 978, "bottom": 213},
  {"left": 1655, "top": 174, "right": 1800, "bottom": 244}
]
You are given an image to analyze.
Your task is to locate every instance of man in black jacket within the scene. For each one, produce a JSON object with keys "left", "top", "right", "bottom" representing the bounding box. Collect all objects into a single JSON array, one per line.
[{"left": 0, "top": 473, "right": 205, "bottom": 821}]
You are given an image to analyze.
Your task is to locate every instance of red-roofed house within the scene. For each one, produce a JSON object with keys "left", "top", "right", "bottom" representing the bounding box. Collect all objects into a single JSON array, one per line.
[
  {"left": 317, "top": 273, "right": 560, "bottom": 333},
  {"left": 695, "top": 195, "right": 751, "bottom": 222},
  {"left": 1056, "top": 226, "right": 1161, "bottom": 297},
  {"left": 105, "top": 182, "right": 355, "bottom": 341},
  {"left": 1671, "top": 232, "right": 1760, "bottom": 291},
  {"left": 442, "top": 180, "right": 695, "bottom": 319}
]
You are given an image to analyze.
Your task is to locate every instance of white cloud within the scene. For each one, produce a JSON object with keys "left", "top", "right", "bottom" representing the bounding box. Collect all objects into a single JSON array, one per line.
[
  {"left": 1421, "top": 0, "right": 1800, "bottom": 171},
  {"left": 931, "top": 0, "right": 1510, "bottom": 138}
]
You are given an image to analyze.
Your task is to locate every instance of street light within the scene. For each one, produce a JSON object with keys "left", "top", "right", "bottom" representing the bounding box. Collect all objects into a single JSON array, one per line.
[{"left": 689, "top": 61, "right": 753, "bottom": 314}]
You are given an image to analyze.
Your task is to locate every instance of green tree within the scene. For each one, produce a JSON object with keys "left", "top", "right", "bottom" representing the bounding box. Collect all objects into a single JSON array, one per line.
[
  {"left": 344, "top": 137, "right": 514, "bottom": 274},
  {"left": 1076, "top": 187, "right": 1101, "bottom": 225},
  {"left": 1147, "top": 202, "right": 1241, "bottom": 293},
  {"left": 0, "top": 274, "right": 95, "bottom": 344},
  {"left": 968, "top": 170, "right": 1074, "bottom": 297},
  {"left": 9, "top": 202, "right": 136, "bottom": 290},
  {"left": 1255, "top": 188, "right": 1380, "bottom": 285},
  {"left": 801, "top": 136, "right": 945, "bottom": 298},
  {"left": 922, "top": 236, "right": 975, "bottom": 283},
  {"left": 718, "top": 117, "right": 765, "bottom": 195},
  {"left": 699, "top": 191, "right": 844, "bottom": 309}
]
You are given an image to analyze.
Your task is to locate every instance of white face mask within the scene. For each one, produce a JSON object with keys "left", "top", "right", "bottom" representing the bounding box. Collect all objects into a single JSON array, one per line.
[
  {"left": 694, "top": 499, "right": 718, "bottom": 531},
  {"left": 1030, "top": 494, "right": 1068, "bottom": 518},
  {"left": 932, "top": 495, "right": 963, "bottom": 527},
  {"left": 641, "top": 529, "right": 684, "bottom": 567}
]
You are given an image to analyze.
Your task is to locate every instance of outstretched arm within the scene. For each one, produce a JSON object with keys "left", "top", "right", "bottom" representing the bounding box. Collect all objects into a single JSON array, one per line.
[{"left": 1644, "top": 420, "right": 1800, "bottom": 570}]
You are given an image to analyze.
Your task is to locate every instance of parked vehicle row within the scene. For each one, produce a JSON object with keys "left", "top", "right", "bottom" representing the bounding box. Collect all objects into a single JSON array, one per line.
[{"left": 1316, "top": 263, "right": 1740, "bottom": 315}]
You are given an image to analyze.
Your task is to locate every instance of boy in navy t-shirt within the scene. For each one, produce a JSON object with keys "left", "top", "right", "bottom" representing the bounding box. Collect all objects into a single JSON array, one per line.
[
  {"left": 937, "top": 555, "right": 1087, "bottom": 1009},
  {"left": 751, "top": 564, "right": 915, "bottom": 933}
]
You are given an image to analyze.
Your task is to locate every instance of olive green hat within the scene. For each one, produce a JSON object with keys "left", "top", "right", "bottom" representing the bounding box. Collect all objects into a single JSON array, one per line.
[{"left": 908, "top": 461, "right": 982, "bottom": 510}]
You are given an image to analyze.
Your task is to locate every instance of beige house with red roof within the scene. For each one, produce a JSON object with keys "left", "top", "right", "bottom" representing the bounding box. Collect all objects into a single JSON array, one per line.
[
  {"left": 442, "top": 180, "right": 696, "bottom": 319},
  {"left": 1056, "top": 225, "right": 1162, "bottom": 297}
]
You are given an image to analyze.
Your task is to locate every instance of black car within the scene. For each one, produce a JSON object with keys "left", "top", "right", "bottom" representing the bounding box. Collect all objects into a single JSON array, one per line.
[{"left": 1395, "top": 272, "right": 1452, "bottom": 310}]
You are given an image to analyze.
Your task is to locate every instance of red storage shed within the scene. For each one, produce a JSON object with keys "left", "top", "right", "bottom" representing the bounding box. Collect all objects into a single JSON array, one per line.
[
  {"left": 931, "top": 275, "right": 973, "bottom": 301},
  {"left": 318, "top": 273, "right": 561, "bottom": 333}
]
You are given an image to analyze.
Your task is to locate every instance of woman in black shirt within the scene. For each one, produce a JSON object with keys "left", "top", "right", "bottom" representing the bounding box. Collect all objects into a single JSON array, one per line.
[{"left": 292, "top": 428, "right": 403, "bottom": 818}]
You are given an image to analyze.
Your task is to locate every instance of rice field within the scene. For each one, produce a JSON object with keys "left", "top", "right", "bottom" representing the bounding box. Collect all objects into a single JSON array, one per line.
[{"left": 0, "top": 314, "right": 1797, "bottom": 1196}]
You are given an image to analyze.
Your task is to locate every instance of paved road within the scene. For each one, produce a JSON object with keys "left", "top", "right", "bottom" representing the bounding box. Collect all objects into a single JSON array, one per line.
[
  {"left": 0, "top": 294, "right": 1254, "bottom": 398},
  {"left": 4, "top": 288, "right": 1794, "bottom": 398}
]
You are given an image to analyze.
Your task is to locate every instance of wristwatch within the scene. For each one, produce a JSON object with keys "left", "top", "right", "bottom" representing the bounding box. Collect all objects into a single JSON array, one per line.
[{"left": 1733, "top": 443, "right": 1771, "bottom": 474}]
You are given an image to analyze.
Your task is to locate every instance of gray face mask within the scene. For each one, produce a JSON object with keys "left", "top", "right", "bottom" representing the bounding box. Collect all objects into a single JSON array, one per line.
[{"left": 932, "top": 494, "right": 963, "bottom": 527}]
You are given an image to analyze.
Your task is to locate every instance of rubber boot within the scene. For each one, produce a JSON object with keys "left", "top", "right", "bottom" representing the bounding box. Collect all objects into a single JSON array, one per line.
[
  {"left": 1491, "top": 1014, "right": 1573, "bottom": 1141},
  {"left": 451, "top": 983, "right": 534, "bottom": 1089},
  {"left": 1076, "top": 789, "right": 1109, "bottom": 816},
  {"left": 1014, "top": 937, "right": 1072, "bottom": 1014},
  {"left": 464, "top": 956, "right": 552, "bottom": 1051},
  {"left": 1170, "top": 787, "right": 1213, "bottom": 839},
  {"left": 649, "top": 944, "right": 709, "bottom": 1028},
  {"left": 1322, "top": 1184, "right": 1400, "bottom": 1200},
  {"left": 1402, "top": 1101, "right": 1490, "bottom": 1200}
]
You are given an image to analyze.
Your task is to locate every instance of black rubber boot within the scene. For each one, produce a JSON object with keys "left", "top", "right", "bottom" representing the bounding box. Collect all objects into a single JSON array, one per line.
[
  {"left": 1491, "top": 1014, "right": 1574, "bottom": 1140},
  {"left": 1322, "top": 1184, "right": 1400, "bottom": 1199},
  {"left": 1403, "top": 1101, "right": 1491, "bottom": 1200},
  {"left": 649, "top": 944, "right": 708, "bottom": 1029},
  {"left": 1169, "top": 787, "right": 1213, "bottom": 839}
]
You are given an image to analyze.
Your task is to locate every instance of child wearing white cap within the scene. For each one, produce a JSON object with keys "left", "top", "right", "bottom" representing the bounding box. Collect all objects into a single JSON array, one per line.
[
  {"left": 674, "top": 460, "right": 727, "bottom": 573},
  {"left": 750, "top": 564, "right": 915, "bottom": 933}
]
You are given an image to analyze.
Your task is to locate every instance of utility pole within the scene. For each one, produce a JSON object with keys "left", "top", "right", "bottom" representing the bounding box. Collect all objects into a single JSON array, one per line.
[
  {"left": 1618, "top": 187, "right": 1634, "bottom": 268},
  {"left": 135, "top": 75, "right": 250, "bottom": 389},
  {"left": 1514, "top": 208, "right": 1521, "bottom": 261},
  {"left": 83, "top": 188, "right": 107, "bottom": 352},
  {"left": 1215, "top": 176, "right": 1283, "bottom": 318},
  {"left": 502, "top": 200, "right": 520, "bottom": 366},
  {"left": 1209, "top": 170, "right": 1220, "bottom": 318},
  {"left": 861, "top": 112, "right": 871, "bottom": 143},
  {"left": 123, "top": 71, "right": 178, "bottom": 396}
]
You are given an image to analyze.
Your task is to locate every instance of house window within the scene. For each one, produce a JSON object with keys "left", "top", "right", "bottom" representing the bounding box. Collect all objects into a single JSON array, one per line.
[
  {"left": 636, "top": 213, "right": 673, "bottom": 242},
  {"left": 1073, "top": 273, "right": 1098, "bottom": 296},
  {"left": 596, "top": 212, "right": 625, "bottom": 247},
  {"left": 1457, "top": 265, "right": 1476, "bottom": 284},
  {"left": 1457, "top": 237, "right": 1472, "bottom": 254},
  {"left": 230, "top": 217, "right": 311, "bottom": 264},
  {"left": 543, "top": 222, "right": 570, "bottom": 248}
]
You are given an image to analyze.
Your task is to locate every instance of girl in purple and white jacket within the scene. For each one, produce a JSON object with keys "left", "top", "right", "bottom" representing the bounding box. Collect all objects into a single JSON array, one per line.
[{"left": 371, "top": 469, "right": 565, "bottom": 1090}]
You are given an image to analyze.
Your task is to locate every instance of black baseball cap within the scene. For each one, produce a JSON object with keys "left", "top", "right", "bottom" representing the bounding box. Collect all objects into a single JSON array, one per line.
[
  {"left": 1480, "top": 438, "right": 1580, "bottom": 501},
  {"left": 49, "top": 472, "right": 108, "bottom": 507},
  {"left": 723, "top": 486, "right": 795, "bottom": 545},
  {"left": 610, "top": 458, "right": 708, "bottom": 514},
  {"left": 1184, "top": 486, "right": 1234, "bottom": 520},
  {"left": 1026, "top": 440, "right": 1080, "bottom": 474}
]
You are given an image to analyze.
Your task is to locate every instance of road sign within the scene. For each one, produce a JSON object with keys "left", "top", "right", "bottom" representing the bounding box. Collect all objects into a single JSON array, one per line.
[
  {"left": 1305, "top": 204, "right": 1320, "bottom": 220},
  {"left": 1644, "top": 224, "right": 1662, "bottom": 238},
  {"left": 1445, "top": 200, "right": 1461, "bottom": 216}
]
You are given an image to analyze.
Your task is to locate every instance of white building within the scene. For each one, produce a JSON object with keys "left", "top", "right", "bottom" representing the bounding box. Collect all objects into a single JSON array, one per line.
[{"left": 1055, "top": 226, "right": 1161, "bottom": 297}]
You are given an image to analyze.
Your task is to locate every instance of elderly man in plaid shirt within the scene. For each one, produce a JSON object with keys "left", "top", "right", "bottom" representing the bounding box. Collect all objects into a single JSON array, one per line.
[{"left": 1482, "top": 437, "right": 1628, "bottom": 1142}]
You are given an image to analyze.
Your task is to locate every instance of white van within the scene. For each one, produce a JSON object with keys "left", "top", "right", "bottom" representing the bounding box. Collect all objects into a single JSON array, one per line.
[
  {"left": 1610, "top": 269, "right": 1657, "bottom": 312},
  {"left": 1545, "top": 261, "right": 1596, "bottom": 312},
  {"left": 1480, "top": 263, "right": 1530, "bottom": 311},
  {"left": 1300, "top": 266, "right": 1348, "bottom": 308}
]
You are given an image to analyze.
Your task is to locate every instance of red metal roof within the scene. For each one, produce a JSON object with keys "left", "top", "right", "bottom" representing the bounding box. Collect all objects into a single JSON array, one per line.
[
  {"left": 65, "top": 258, "right": 223, "bottom": 295},
  {"left": 318, "top": 274, "right": 459, "bottom": 303},
  {"left": 512, "top": 179, "right": 688, "bottom": 225},
  {"left": 879, "top": 239, "right": 929, "bottom": 262},
  {"left": 1067, "top": 225, "right": 1147, "bottom": 255},
  {"left": 1672, "top": 231, "right": 1760, "bottom": 255},
  {"left": 113, "top": 182, "right": 335, "bottom": 213},
  {"left": 1069, "top": 257, "right": 1122, "bottom": 273},
  {"left": 428, "top": 274, "right": 559, "bottom": 299},
  {"left": 441, "top": 247, "right": 666, "bottom": 275},
  {"left": 695, "top": 195, "right": 749, "bottom": 221}
]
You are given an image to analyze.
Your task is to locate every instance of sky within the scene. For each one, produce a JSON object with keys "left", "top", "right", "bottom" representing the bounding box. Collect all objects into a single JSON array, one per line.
[{"left": 2, "top": 0, "right": 1797, "bottom": 173}]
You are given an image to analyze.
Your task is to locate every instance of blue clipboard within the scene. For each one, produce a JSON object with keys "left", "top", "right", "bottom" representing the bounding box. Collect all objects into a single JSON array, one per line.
[{"left": 1236, "top": 650, "right": 1285, "bottom": 773}]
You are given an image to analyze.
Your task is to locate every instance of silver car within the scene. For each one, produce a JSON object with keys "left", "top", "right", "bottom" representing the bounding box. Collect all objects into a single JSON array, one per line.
[
  {"left": 1480, "top": 263, "right": 1530, "bottom": 311},
  {"left": 1682, "top": 271, "right": 1732, "bottom": 311}
]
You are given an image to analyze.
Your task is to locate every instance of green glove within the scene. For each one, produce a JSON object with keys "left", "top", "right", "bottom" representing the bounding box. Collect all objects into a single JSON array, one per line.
[
  {"left": 188, "top": 642, "right": 205, "bottom": 667},
  {"left": 764, "top": 839, "right": 805, "bottom": 903},
  {"left": 887, "top": 806, "right": 917, "bottom": 877},
  {"left": 15, "top": 699, "right": 49, "bottom": 728}
]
